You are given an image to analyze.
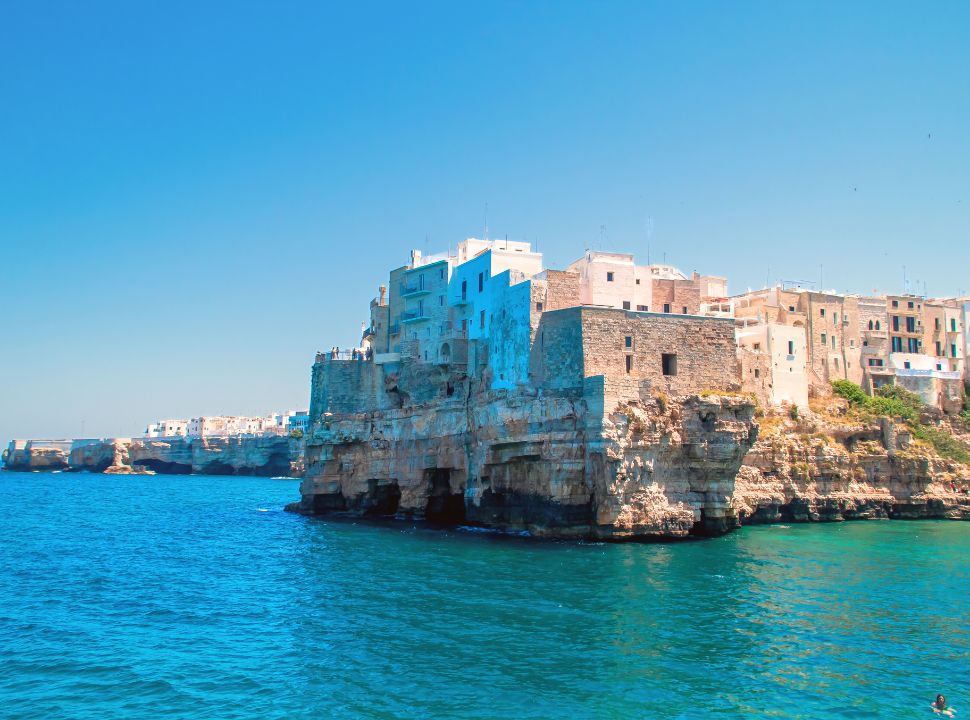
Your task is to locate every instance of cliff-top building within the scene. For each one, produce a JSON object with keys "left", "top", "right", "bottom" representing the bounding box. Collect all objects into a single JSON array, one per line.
[{"left": 298, "top": 237, "right": 755, "bottom": 540}]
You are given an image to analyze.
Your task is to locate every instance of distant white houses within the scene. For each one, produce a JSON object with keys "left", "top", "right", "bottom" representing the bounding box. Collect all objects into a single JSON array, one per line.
[{"left": 144, "top": 410, "right": 309, "bottom": 439}]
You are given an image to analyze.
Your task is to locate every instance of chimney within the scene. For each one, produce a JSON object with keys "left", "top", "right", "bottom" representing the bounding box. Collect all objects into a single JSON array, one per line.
[{"left": 379, "top": 285, "right": 387, "bottom": 306}]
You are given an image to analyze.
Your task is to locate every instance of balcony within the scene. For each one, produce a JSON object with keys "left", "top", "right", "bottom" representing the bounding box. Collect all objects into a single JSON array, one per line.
[
  {"left": 361, "top": 325, "right": 375, "bottom": 340},
  {"left": 451, "top": 293, "right": 471, "bottom": 306},
  {"left": 401, "top": 310, "right": 430, "bottom": 324},
  {"left": 400, "top": 282, "right": 430, "bottom": 298}
]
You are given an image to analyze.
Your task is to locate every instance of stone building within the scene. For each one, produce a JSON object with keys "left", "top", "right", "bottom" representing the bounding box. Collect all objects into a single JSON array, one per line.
[{"left": 736, "top": 318, "right": 808, "bottom": 410}]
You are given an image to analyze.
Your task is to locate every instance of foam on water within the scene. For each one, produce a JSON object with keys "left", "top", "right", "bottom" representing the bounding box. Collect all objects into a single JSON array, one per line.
[{"left": 0, "top": 471, "right": 967, "bottom": 719}]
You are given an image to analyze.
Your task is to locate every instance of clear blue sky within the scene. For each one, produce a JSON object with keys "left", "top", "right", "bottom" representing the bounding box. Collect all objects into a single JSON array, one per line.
[{"left": 2, "top": 1, "right": 968, "bottom": 441}]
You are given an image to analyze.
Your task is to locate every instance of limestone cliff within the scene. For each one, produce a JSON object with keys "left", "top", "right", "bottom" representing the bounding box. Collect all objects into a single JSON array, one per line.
[
  {"left": 733, "top": 405, "right": 970, "bottom": 523},
  {"left": 4, "top": 436, "right": 304, "bottom": 477},
  {"left": 292, "top": 373, "right": 757, "bottom": 539}
]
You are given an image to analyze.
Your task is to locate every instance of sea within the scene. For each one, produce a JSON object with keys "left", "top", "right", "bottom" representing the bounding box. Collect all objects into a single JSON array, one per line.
[{"left": 0, "top": 470, "right": 966, "bottom": 719}]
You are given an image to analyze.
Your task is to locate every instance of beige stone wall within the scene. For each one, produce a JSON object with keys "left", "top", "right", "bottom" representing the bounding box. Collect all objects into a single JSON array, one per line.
[
  {"left": 541, "top": 270, "right": 581, "bottom": 312},
  {"left": 651, "top": 279, "right": 701, "bottom": 315},
  {"left": 578, "top": 308, "right": 739, "bottom": 394}
]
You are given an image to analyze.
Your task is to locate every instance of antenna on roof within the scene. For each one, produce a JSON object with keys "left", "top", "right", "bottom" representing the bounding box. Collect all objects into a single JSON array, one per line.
[{"left": 645, "top": 216, "right": 654, "bottom": 265}]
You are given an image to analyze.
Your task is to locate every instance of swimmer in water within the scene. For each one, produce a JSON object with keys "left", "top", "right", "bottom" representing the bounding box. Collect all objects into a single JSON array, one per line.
[{"left": 932, "top": 694, "right": 956, "bottom": 717}]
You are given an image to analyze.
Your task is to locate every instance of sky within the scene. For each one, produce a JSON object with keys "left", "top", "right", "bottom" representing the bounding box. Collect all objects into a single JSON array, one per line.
[{"left": 1, "top": 0, "right": 968, "bottom": 441}]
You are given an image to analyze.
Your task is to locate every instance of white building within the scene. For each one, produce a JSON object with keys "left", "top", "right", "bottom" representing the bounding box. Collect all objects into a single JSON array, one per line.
[
  {"left": 144, "top": 419, "right": 189, "bottom": 438},
  {"left": 736, "top": 319, "right": 809, "bottom": 410}
]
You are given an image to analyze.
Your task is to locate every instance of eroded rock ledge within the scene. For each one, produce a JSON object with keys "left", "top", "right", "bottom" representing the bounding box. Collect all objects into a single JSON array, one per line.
[
  {"left": 3, "top": 436, "right": 304, "bottom": 477},
  {"left": 733, "top": 409, "right": 970, "bottom": 524},
  {"left": 290, "top": 377, "right": 758, "bottom": 540}
]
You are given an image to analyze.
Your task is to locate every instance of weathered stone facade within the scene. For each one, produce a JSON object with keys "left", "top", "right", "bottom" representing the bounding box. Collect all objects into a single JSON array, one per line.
[{"left": 297, "top": 308, "right": 756, "bottom": 539}]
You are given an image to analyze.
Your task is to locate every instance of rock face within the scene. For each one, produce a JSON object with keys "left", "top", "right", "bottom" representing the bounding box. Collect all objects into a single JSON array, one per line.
[
  {"left": 733, "top": 413, "right": 970, "bottom": 523},
  {"left": 293, "top": 374, "right": 757, "bottom": 539},
  {"left": 2, "top": 440, "right": 72, "bottom": 471},
  {"left": 4, "top": 436, "right": 304, "bottom": 477}
]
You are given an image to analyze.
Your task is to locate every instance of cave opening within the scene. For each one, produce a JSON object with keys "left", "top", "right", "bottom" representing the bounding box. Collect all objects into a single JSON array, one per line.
[{"left": 423, "top": 468, "right": 465, "bottom": 525}]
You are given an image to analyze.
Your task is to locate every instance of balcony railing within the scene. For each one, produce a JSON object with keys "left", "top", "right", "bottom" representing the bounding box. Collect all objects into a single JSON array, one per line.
[
  {"left": 401, "top": 310, "right": 429, "bottom": 323},
  {"left": 400, "top": 282, "right": 430, "bottom": 297}
]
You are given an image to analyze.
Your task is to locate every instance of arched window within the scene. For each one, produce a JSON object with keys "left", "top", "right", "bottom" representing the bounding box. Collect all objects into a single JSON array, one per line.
[
  {"left": 875, "top": 320, "right": 880, "bottom": 330},
  {"left": 868, "top": 320, "right": 873, "bottom": 330}
]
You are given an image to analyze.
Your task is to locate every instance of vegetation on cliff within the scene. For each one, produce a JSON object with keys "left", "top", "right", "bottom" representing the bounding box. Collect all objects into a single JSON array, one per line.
[{"left": 831, "top": 380, "right": 970, "bottom": 464}]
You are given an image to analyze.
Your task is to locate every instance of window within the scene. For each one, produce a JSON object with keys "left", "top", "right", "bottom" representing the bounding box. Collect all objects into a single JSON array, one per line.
[
  {"left": 607, "top": 272, "right": 614, "bottom": 282},
  {"left": 663, "top": 303, "right": 671, "bottom": 313},
  {"left": 753, "top": 343, "right": 761, "bottom": 351},
  {"left": 821, "top": 333, "right": 827, "bottom": 346},
  {"left": 906, "top": 317, "right": 916, "bottom": 333},
  {"left": 849, "top": 339, "right": 855, "bottom": 348},
  {"left": 868, "top": 320, "right": 873, "bottom": 330},
  {"left": 936, "top": 341, "right": 942, "bottom": 356},
  {"left": 834, "top": 357, "right": 839, "bottom": 369},
  {"left": 820, "top": 308, "right": 826, "bottom": 317},
  {"left": 935, "top": 318, "right": 941, "bottom": 330},
  {"left": 834, "top": 313, "right": 839, "bottom": 324},
  {"left": 904, "top": 361, "right": 911, "bottom": 369},
  {"left": 892, "top": 316, "right": 900, "bottom": 331},
  {"left": 952, "top": 319, "right": 958, "bottom": 332},
  {"left": 754, "top": 369, "right": 761, "bottom": 379},
  {"left": 891, "top": 336, "right": 902, "bottom": 352},
  {"left": 636, "top": 278, "right": 641, "bottom": 285},
  {"left": 908, "top": 301, "right": 914, "bottom": 309},
  {"left": 832, "top": 335, "right": 836, "bottom": 349},
  {"left": 875, "top": 320, "right": 880, "bottom": 330},
  {"left": 868, "top": 358, "right": 884, "bottom": 367},
  {"left": 953, "top": 344, "right": 958, "bottom": 358},
  {"left": 788, "top": 340, "right": 795, "bottom": 355},
  {"left": 937, "top": 364, "right": 943, "bottom": 371},
  {"left": 625, "top": 355, "right": 632, "bottom": 374},
  {"left": 479, "top": 310, "right": 485, "bottom": 329},
  {"left": 536, "top": 302, "right": 543, "bottom": 312},
  {"left": 461, "top": 318, "right": 467, "bottom": 332},
  {"left": 622, "top": 301, "right": 631, "bottom": 310},
  {"left": 892, "top": 300, "right": 899, "bottom": 308},
  {"left": 789, "top": 305, "right": 795, "bottom": 312},
  {"left": 461, "top": 279, "right": 467, "bottom": 300},
  {"left": 439, "top": 295, "right": 444, "bottom": 306},
  {"left": 682, "top": 306, "right": 688, "bottom": 314},
  {"left": 439, "top": 268, "right": 444, "bottom": 280},
  {"left": 662, "top": 353, "right": 677, "bottom": 376},
  {"left": 478, "top": 273, "right": 484, "bottom": 292},
  {"left": 637, "top": 305, "right": 648, "bottom": 311},
  {"left": 907, "top": 337, "right": 919, "bottom": 353},
  {"left": 625, "top": 336, "right": 632, "bottom": 348}
]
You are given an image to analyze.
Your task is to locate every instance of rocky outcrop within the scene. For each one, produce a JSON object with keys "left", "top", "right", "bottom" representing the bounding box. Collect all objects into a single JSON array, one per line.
[
  {"left": 4, "top": 436, "right": 305, "bottom": 477},
  {"left": 2, "top": 440, "right": 72, "bottom": 471},
  {"left": 291, "top": 373, "right": 758, "bottom": 540},
  {"left": 733, "top": 411, "right": 970, "bottom": 523}
]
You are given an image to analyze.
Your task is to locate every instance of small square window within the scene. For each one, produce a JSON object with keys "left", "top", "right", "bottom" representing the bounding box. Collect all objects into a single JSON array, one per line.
[
  {"left": 536, "top": 302, "right": 543, "bottom": 312},
  {"left": 636, "top": 278, "right": 641, "bottom": 285},
  {"left": 622, "top": 301, "right": 631, "bottom": 310}
]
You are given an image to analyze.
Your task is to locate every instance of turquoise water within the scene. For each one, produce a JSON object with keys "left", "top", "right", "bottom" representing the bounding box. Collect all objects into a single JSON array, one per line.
[{"left": 0, "top": 471, "right": 967, "bottom": 719}]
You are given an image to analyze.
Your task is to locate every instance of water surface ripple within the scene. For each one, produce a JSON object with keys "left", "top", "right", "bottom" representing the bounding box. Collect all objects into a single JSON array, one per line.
[{"left": 0, "top": 472, "right": 966, "bottom": 718}]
